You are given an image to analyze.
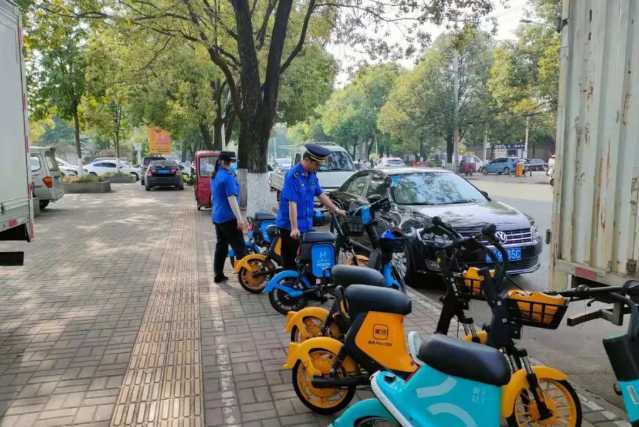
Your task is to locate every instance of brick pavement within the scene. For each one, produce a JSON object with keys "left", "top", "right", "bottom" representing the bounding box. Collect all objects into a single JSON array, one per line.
[{"left": 0, "top": 184, "right": 631, "bottom": 426}]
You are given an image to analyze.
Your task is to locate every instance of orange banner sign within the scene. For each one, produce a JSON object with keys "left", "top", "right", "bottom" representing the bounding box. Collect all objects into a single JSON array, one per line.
[{"left": 148, "top": 127, "right": 172, "bottom": 154}]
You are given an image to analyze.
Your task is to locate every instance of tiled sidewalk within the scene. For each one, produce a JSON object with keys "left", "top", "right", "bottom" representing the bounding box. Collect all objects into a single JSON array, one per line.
[{"left": 0, "top": 185, "right": 631, "bottom": 426}]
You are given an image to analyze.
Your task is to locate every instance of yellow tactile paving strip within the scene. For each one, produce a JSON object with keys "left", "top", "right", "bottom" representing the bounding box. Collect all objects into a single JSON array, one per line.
[{"left": 111, "top": 209, "right": 204, "bottom": 427}]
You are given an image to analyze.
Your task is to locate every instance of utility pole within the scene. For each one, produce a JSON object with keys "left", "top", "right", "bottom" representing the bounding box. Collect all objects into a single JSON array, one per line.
[
  {"left": 524, "top": 114, "right": 530, "bottom": 159},
  {"left": 452, "top": 49, "right": 461, "bottom": 170},
  {"left": 482, "top": 126, "right": 488, "bottom": 162}
]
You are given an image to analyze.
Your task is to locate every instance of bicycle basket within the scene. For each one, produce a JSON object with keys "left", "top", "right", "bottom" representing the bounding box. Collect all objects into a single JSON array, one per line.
[
  {"left": 505, "top": 290, "right": 568, "bottom": 329},
  {"left": 459, "top": 267, "right": 489, "bottom": 298},
  {"left": 342, "top": 215, "right": 365, "bottom": 236}
]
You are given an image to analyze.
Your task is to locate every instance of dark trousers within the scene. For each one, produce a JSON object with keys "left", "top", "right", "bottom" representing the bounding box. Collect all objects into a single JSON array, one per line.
[
  {"left": 214, "top": 220, "right": 247, "bottom": 277},
  {"left": 279, "top": 227, "right": 301, "bottom": 269}
]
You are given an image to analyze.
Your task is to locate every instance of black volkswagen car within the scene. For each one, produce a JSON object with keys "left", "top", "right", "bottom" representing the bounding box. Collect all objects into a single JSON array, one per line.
[{"left": 331, "top": 167, "right": 542, "bottom": 286}]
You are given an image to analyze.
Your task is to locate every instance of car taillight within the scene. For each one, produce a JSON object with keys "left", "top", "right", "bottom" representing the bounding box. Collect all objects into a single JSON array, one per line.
[
  {"left": 147, "top": 168, "right": 154, "bottom": 176},
  {"left": 248, "top": 222, "right": 254, "bottom": 231},
  {"left": 42, "top": 176, "right": 53, "bottom": 188},
  {"left": 170, "top": 168, "right": 177, "bottom": 174}
]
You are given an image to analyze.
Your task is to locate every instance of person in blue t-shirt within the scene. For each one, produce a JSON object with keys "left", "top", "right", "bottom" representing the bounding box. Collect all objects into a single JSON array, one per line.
[
  {"left": 276, "top": 144, "right": 345, "bottom": 268},
  {"left": 211, "top": 151, "right": 247, "bottom": 283}
]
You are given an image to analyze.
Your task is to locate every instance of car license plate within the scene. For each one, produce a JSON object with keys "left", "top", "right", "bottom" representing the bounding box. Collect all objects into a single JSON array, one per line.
[
  {"left": 486, "top": 247, "right": 522, "bottom": 262},
  {"left": 158, "top": 169, "right": 169, "bottom": 174}
]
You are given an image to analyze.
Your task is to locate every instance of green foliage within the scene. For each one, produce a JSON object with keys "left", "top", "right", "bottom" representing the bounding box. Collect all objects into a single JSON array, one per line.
[
  {"left": 319, "top": 64, "right": 399, "bottom": 156},
  {"left": 278, "top": 44, "right": 337, "bottom": 125},
  {"left": 379, "top": 27, "right": 494, "bottom": 159},
  {"left": 62, "top": 174, "right": 105, "bottom": 184}
]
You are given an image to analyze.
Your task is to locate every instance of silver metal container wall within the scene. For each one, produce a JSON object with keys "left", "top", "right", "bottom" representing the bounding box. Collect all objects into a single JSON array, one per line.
[{"left": 551, "top": 0, "right": 639, "bottom": 289}]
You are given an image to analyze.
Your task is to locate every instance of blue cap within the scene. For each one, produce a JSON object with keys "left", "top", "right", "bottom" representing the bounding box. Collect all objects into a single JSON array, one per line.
[{"left": 304, "top": 144, "right": 330, "bottom": 162}]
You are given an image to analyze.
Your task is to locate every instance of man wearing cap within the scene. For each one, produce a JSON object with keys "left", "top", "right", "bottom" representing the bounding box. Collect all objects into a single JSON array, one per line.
[
  {"left": 276, "top": 144, "right": 346, "bottom": 268},
  {"left": 211, "top": 151, "right": 247, "bottom": 283}
]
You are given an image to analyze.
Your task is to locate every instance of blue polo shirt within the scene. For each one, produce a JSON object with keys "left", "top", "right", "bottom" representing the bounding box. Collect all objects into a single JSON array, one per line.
[
  {"left": 211, "top": 168, "right": 239, "bottom": 224},
  {"left": 276, "top": 163, "right": 323, "bottom": 232}
]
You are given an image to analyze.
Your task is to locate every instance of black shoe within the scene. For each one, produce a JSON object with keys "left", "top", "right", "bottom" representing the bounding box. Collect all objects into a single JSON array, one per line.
[{"left": 214, "top": 275, "right": 229, "bottom": 283}]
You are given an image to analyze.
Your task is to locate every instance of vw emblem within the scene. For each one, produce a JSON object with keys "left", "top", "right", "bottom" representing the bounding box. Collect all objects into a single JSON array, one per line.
[{"left": 495, "top": 231, "right": 508, "bottom": 244}]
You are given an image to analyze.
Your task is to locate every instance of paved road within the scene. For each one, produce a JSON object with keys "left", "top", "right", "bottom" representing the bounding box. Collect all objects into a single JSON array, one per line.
[{"left": 419, "top": 175, "right": 629, "bottom": 411}]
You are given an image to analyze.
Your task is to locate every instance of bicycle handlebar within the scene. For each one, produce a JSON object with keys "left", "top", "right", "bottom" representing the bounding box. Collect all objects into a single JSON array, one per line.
[
  {"left": 549, "top": 281, "right": 639, "bottom": 339},
  {"left": 423, "top": 216, "right": 508, "bottom": 291}
]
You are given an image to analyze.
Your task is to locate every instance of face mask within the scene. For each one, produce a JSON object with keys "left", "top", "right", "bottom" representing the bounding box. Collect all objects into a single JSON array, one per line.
[{"left": 229, "top": 162, "right": 237, "bottom": 175}]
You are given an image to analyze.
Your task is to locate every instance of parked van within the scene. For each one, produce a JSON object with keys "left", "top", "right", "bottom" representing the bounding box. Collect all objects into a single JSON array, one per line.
[
  {"left": 31, "top": 147, "right": 64, "bottom": 210},
  {"left": 270, "top": 143, "right": 356, "bottom": 195}
]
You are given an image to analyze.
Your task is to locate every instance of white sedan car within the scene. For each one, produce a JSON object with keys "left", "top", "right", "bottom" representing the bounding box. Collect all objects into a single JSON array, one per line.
[{"left": 84, "top": 160, "right": 140, "bottom": 180}]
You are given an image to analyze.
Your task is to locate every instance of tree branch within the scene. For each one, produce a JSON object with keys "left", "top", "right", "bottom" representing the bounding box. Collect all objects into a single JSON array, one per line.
[
  {"left": 255, "top": 0, "right": 277, "bottom": 49},
  {"left": 279, "top": 0, "right": 315, "bottom": 75}
]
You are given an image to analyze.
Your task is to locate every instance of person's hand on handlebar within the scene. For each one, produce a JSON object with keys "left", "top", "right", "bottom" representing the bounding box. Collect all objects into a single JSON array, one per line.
[{"left": 331, "top": 207, "right": 346, "bottom": 216}]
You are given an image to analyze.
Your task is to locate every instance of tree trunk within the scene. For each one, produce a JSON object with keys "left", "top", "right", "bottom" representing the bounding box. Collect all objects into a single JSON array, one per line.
[
  {"left": 213, "top": 119, "right": 223, "bottom": 150},
  {"left": 199, "top": 122, "right": 213, "bottom": 149},
  {"left": 446, "top": 132, "right": 454, "bottom": 164},
  {"left": 72, "top": 104, "right": 82, "bottom": 159},
  {"left": 237, "top": 113, "right": 269, "bottom": 171}
]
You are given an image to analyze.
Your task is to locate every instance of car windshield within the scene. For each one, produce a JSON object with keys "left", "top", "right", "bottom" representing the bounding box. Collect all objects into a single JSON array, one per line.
[
  {"left": 151, "top": 160, "right": 178, "bottom": 167},
  {"left": 390, "top": 172, "right": 486, "bottom": 205},
  {"left": 319, "top": 151, "right": 354, "bottom": 172},
  {"left": 144, "top": 157, "right": 165, "bottom": 166}
]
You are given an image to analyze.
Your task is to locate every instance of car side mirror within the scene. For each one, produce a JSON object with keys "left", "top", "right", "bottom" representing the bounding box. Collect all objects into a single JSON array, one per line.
[{"left": 481, "top": 191, "right": 491, "bottom": 201}]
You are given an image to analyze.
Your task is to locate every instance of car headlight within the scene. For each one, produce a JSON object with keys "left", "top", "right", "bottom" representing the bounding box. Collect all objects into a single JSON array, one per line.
[{"left": 530, "top": 223, "right": 539, "bottom": 242}]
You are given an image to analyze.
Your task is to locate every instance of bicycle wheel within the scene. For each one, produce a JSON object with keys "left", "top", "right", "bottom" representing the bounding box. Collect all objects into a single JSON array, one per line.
[
  {"left": 238, "top": 258, "right": 275, "bottom": 293},
  {"left": 268, "top": 277, "right": 307, "bottom": 315},
  {"left": 292, "top": 348, "right": 356, "bottom": 415},
  {"left": 507, "top": 378, "right": 581, "bottom": 427}
]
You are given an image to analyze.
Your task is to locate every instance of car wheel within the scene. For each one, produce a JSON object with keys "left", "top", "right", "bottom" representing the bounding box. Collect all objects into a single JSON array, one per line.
[
  {"left": 482, "top": 168, "right": 488, "bottom": 175},
  {"left": 39, "top": 200, "right": 49, "bottom": 210},
  {"left": 131, "top": 173, "right": 139, "bottom": 181},
  {"left": 145, "top": 185, "right": 151, "bottom": 191},
  {"left": 178, "top": 185, "right": 184, "bottom": 191},
  {"left": 140, "top": 177, "right": 145, "bottom": 185},
  {"left": 549, "top": 177, "right": 554, "bottom": 186},
  {"left": 89, "top": 172, "right": 97, "bottom": 176},
  {"left": 503, "top": 167, "right": 510, "bottom": 175}
]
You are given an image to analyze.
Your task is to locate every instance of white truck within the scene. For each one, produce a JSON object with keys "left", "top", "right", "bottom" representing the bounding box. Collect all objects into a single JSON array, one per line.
[
  {"left": 270, "top": 143, "right": 357, "bottom": 197},
  {"left": 0, "top": 0, "right": 34, "bottom": 264},
  {"left": 550, "top": 0, "right": 638, "bottom": 290}
]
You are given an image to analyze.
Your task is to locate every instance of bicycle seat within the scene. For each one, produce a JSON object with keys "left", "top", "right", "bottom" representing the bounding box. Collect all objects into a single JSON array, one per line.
[
  {"left": 345, "top": 285, "right": 411, "bottom": 319},
  {"left": 254, "top": 212, "right": 276, "bottom": 222},
  {"left": 418, "top": 334, "right": 511, "bottom": 386},
  {"left": 302, "top": 231, "right": 335, "bottom": 243},
  {"left": 332, "top": 265, "right": 385, "bottom": 288}
]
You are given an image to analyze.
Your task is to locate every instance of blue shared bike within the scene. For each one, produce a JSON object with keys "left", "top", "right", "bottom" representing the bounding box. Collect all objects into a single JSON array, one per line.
[{"left": 264, "top": 197, "right": 403, "bottom": 315}]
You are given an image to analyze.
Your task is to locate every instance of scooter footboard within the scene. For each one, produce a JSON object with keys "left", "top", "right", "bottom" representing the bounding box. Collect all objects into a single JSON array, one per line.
[{"left": 330, "top": 398, "right": 395, "bottom": 427}]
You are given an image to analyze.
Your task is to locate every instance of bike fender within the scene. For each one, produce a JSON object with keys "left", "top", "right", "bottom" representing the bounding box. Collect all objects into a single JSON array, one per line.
[
  {"left": 501, "top": 365, "right": 568, "bottom": 418},
  {"left": 234, "top": 253, "right": 267, "bottom": 273},
  {"left": 263, "top": 270, "right": 299, "bottom": 294},
  {"left": 330, "top": 399, "right": 395, "bottom": 427},
  {"left": 284, "top": 307, "right": 330, "bottom": 333},
  {"left": 283, "top": 337, "right": 357, "bottom": 374}
]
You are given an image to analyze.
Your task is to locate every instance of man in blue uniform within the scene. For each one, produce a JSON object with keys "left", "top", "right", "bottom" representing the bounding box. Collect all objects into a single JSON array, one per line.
[
  {"left": 276, "top": 144, "right": 345, "bottom": 268},
  {"left": 212, "top": 151, "right": 247, "bottom": 283}
]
